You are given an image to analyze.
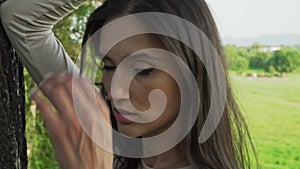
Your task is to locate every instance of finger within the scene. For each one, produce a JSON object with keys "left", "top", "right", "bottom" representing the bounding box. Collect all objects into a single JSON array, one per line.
[
  {"left": 39, "top": 74, "right": 80, "bottom": 130},
  {"left": 71, "top": 77, "right": 113, "bottom": 151},
  {"left": 95, "top": 89, "right": 111, "bottom": 124},
  {"left": 31, "top": 87, "right": 82, "bottom": 169},
  {"left": 53, "top": 136, "right": 83, "bottom": 169},
  {"left": 31, "top": 88, "right": 63, "bottom": 140},
  {"left": 77, "top": 77, "right": 111, "bottom": 123},
  {"left": 38, "top": 74, "right": 84, "bottom": 148}
]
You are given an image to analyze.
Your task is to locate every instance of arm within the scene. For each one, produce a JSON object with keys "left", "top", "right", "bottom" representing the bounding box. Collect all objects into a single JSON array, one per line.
[
  {"left": 1, "top": 1, "right": 114, "bottom": 168},
  {"left": 0, "top": 0, "right": 84, "bottom": 84}
]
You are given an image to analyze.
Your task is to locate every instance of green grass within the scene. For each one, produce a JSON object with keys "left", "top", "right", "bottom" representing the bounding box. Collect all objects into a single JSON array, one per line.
[
  {"left": 25, "top": 69, "right": 300, "bottom": 169},
  {"left": 231, "top": 73, "right": 300, "bottom": 169}
]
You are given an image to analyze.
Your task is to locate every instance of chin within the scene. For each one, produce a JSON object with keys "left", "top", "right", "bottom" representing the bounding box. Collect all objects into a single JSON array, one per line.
[{"left": 117, "top": 123, "right": 144, "bottom": 138}]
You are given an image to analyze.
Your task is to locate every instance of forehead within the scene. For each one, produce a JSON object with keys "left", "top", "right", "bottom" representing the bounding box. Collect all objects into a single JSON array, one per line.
[
  {"left": 97, "top": 14, "right": 167, "bottom": 63},
  {"left": 103, "top": 34, "right": 166, "bottom": 64}
]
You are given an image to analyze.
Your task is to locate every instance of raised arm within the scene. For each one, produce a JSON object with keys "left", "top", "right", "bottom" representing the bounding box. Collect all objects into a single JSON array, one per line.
[
  {"left": 1, "top": 1, "right": 114, "bottom": 168},
  {"left": 0, "top": 0, "right": 85, "bottom": 84}
]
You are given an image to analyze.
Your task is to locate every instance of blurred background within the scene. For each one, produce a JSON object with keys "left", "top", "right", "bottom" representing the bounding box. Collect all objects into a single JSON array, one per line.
[{"left": 24, "top": 0, "right": 300, "bottom": 168}]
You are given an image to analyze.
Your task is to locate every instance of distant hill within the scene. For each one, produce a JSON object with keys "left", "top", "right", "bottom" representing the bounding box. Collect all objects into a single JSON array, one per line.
[{"left": 223, "top": 34, "right": 300, "bottom": 47}]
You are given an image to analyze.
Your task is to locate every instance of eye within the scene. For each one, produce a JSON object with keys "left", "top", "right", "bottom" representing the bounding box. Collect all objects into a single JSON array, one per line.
[
  {"left": 136, "top": 68, "right": 155, "bottom": 75},
  {"left": 102, "top": 65, "right": 116, "bottom": 72}
]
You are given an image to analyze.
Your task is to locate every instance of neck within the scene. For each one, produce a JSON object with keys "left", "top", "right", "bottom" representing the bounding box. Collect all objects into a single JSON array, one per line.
[{"left": 142, "top": 140, "right": 189, "bottom": 168}]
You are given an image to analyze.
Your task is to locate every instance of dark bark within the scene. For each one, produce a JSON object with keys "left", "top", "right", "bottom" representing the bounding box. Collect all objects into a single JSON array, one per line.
[{"left": 0, "top": 0, "right": 28, "bottom": 168}]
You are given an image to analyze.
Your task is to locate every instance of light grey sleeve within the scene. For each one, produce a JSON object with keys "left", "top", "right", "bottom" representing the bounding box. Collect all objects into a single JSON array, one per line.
[{"left": 0, "top": 0, "right": 86, "bottom": 84}]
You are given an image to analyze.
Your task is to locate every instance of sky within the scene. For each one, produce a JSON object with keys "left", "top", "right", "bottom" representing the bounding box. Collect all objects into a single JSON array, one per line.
[{"left": 205, "top": 0, "right": 300, "bottom": 39}]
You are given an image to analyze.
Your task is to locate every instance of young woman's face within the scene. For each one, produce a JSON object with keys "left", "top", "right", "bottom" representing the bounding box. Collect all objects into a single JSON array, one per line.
[{"left": 101, "top": 34, "right": 181, "bottom": 138}]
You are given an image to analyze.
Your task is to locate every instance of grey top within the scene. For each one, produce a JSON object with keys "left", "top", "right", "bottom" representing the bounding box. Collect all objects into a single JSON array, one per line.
[{"left": 0, "top": 0, "right": 84, "bottom": 84}]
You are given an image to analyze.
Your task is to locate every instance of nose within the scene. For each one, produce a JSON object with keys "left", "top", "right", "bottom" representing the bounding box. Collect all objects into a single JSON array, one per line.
[
  {"left": 109, "top": 68, "right": 131, "bottom": 105},
  {"left": 110, "top": 83, "right": 129, "bottom": 102}
]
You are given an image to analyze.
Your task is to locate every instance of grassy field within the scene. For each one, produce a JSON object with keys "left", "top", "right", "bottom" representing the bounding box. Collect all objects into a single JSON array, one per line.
[
  {"left": 24, "top": 70, "right": 300, "bottom": 169},
  {"left": 231, "top": 73, "right": 300, "bottom": 169}
]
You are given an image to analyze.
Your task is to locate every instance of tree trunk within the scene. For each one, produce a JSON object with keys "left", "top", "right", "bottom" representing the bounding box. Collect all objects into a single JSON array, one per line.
[{"left": 0, "top": 0, "right": 28, "bottom": 168}]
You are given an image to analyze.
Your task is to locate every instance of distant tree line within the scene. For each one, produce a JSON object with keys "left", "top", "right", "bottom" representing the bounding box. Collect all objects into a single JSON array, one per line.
[{"left": 224, "top": 43, "right": 300, "bottom": 74}]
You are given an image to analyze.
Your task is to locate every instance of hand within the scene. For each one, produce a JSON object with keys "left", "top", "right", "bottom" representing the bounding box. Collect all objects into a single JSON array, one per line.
[{"left": 31, "top": 73, "right": 113, "bottom": 169}]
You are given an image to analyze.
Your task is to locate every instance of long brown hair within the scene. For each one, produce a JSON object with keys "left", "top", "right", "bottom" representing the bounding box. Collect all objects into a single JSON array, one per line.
[{"left": 82, "top": 0, "right": 257, "bottom": 168}]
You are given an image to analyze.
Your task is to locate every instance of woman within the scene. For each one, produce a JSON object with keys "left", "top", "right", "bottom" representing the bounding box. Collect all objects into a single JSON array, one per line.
[{"left": 1, "top": 0, "right": 257, "bottom": 168}]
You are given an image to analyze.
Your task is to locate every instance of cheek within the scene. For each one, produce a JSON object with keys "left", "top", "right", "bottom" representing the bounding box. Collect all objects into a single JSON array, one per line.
[
  {"left": 102, "top": 73, "right": 112, "bottom": 95},
  {"left": 129, "top": 75, "right": 181, "bottom": 116},
  {"left": 164, "top": 82, "right": 181, "bottom": 118},
  {"left": 129, "top": 80, "right": 152, "bottom": 111}
]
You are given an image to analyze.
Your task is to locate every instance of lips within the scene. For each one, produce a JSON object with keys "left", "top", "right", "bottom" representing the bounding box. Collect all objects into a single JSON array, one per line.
[{"left": 113, "top": 108, "right": 136, "bottom": 123}]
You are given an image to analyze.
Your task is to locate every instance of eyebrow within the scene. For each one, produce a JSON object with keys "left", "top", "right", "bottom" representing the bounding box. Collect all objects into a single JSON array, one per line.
[
  {"left": 102, "top": 55, "right": 114, "bottom": 63},
  {"left": 129, "top": 52, "right": 160, "bottom": 62},
  {"left": 98, "top": 52, "right": 116, "bottom": 65},
  {"left": 99, "top": 52, "right": 158, "bottom": 65}
]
